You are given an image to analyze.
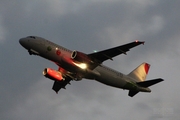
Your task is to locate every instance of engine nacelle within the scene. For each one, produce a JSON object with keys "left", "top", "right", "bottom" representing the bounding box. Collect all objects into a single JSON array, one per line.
[
  {"left": 43, "top": 68, "right": 64, "bottom": 81},
  {"left": 71, "top": 51, "right": 92, "bottom": 63}
]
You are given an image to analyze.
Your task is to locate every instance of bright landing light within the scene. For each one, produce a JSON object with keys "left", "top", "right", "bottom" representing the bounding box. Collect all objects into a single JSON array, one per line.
[
  {"left": 74, "top": 62, "right": 87, "bottom": 69},
  {"left": 79, "top": 63, "right": 87, "bottom": 69}
]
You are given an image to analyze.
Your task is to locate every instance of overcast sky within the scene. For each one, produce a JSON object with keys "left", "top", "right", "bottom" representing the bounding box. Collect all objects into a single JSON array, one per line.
[{"left": 0, "top": 0, "right": 180, "bottom": 120}]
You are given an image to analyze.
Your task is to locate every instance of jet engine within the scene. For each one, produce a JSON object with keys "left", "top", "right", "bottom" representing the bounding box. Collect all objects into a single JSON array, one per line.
[
  {"left": 43, "top": 68, "right": 64, "bottom": 81},
  {"left": 71, "top": 51, "right": 92, "bottom": 63}
]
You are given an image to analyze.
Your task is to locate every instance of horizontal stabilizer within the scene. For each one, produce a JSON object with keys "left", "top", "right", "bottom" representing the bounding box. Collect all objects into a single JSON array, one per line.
[
  {"left": 128, "top": 78, "right": 164, "bottom": 97},
  {"left": 137, "top": 78, "right": 164, "bottom": 88},
  {"left": 128, "top": 90, "right": 139, "bottom": 97}
]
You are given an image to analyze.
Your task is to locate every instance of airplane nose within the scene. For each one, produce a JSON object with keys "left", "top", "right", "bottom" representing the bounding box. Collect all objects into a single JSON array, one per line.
[
  {"left": 19, "top": 38, "right": 29, "bottom": 49},
  {"left": 19, "top": 38, "right": 23, "bottom": 45},
  {"left": 19, "top": 38, "right": 25, "bottom": 46}
]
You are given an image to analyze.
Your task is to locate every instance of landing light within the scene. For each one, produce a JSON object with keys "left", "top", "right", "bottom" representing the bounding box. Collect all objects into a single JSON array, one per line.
[
  {"left": 74, "top": 62, "right": 87, "bottom": 69},
  {"left": 78, "top": 63, "right": 87, "bottom": 69}
]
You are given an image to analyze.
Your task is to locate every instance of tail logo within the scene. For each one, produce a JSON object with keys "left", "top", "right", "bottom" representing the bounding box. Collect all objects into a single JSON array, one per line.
[{"left": 144, "top": 63, "right": 150, "bottom": 74}]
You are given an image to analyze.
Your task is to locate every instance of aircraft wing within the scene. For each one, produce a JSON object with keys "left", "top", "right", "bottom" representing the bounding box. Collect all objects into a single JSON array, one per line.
[
  {"left": 52, "top": 76, "right": 72, "bottom": 93},
  {"left": 88, "top": 41, "right": 144, "bottom": 63},
  {"left": 88, "top": 41, "right": 144, "bottom": 64}
]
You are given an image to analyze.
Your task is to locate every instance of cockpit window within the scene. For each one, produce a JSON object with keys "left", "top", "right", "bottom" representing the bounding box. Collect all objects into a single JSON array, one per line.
[{"left": 27, "top": 36, "right": 36, "bottom": 39}]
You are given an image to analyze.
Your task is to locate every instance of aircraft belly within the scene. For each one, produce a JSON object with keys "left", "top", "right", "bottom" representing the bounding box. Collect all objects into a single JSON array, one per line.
[
  {"left": 95, "top": 68, "right": 127, "bottom": 89},
  {"left": 96, "top": 75, "right": 126, "bottom": 88}
]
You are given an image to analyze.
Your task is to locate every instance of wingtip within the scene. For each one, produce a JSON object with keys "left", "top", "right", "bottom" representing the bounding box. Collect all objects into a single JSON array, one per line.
[
  {"left": 159, "top": 78, "right": 164, "bottom": 82},
  {"left": 135, "top": 40, "right": 145, "bottom": 45},
  {"left": 139, "top": 41, "right": 145, "bottom": 45},
  {"left": 52, "top": 88, "right": 59, "bottom": 94}
]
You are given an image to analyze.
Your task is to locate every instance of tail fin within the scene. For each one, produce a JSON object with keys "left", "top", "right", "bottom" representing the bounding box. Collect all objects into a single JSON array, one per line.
[{"left": 128, "top": 62, "right": 150, "bottom": 82}]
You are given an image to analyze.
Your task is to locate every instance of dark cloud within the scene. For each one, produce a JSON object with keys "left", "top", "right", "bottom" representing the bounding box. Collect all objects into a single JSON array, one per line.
[{"left": 0, "top": 0, "right": 180, "bottom": 120}]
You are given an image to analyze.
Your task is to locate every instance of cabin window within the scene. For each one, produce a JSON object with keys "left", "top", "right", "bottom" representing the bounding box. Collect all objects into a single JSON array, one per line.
[{"left": 27, "top": 36, "right": 36, "bottom": 39}]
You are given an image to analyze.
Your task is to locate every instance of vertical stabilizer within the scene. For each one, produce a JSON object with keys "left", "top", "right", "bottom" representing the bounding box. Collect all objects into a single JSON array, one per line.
[{"left": 128, "top": 63, "right": 150, "bottom": 82}]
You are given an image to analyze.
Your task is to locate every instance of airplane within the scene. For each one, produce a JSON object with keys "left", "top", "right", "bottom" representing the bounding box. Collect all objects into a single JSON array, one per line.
[{"left": 19, "top": 36, "right": 164, "bottom": 97}]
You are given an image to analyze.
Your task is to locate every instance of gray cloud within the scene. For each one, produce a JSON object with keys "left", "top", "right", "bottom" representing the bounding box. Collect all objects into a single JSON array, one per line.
[{"left": 1, "top": 0, "right": 180, "bottom": 120}]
